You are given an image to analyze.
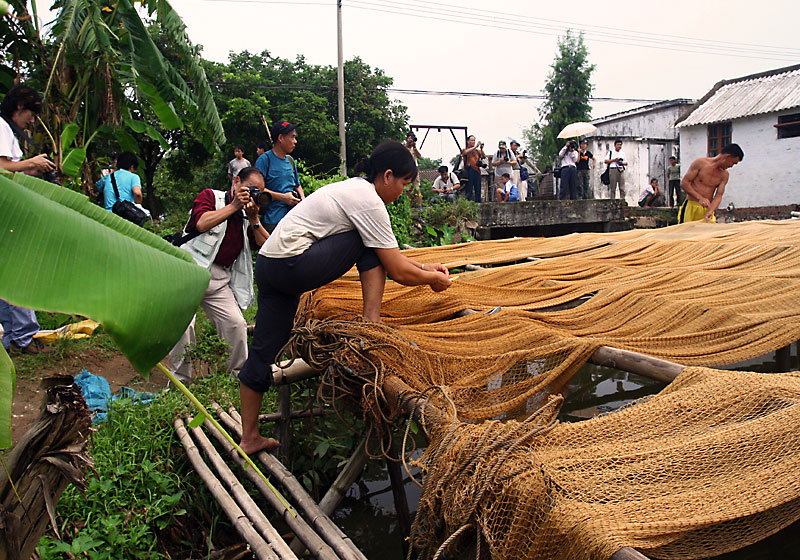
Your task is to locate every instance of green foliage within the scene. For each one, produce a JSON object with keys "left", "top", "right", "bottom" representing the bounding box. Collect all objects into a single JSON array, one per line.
[
  {"left": 36, "top": 371, "right": 253, "bottom": 559},
  {"left": 0, "top": 172, "right": 208, "bottom": 374},
  {"left": 0, "top": 346, "right": 13, "bottom": 448},
  {"left": 417, "top": 157, "right": 442, "bottom": 170},
  {"left": 387, "top": 194, "right": 412, "bottom": 247},
  {"left": 184, "top": 316, "right": 230, "bottom": 378},
  {"left": 523, "top": 30, "right": 595, "bottom": 171},
  {"left": 415, "top": 196, "right": 478, "bottom": 247}
]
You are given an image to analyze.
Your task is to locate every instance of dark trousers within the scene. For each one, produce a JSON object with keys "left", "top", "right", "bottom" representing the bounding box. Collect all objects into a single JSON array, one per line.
[
  {"left": 238, "top": 231, "right": 382, "bottom": 393},
  {"left": 668, "top": 180, "right": 684, "bottom": 207},
  {"left": 558, "top": 166, "right": 578, "bottom": 200},
  {"left": 465, "top": 167, "right": 482, "bottom": 202}
]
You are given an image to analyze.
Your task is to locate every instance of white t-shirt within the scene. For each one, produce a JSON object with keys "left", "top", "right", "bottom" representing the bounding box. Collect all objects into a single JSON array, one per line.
[
  {"left": 609, "top": 148, "right": 627, "bottom": 168},
  {"left": 639, "top": 183, "right": 655, "bottom": 203},
  {"left": 432, "top": 173, "right": 459, "bottom": 191},
  {"left": 260, "top": 177, "right": 399, "bottom": 258},
  {"left": 0, "top": 118, "right": 23, "bottom": 162}
]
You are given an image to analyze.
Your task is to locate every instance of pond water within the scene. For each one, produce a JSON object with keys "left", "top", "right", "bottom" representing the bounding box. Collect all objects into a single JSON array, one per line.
[{"left": 333, "top": 347, "right": 800, "bottom": 559}]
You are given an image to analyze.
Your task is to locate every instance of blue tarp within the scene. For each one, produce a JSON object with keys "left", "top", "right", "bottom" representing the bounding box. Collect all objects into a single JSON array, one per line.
[{"left": 74, "top": 368, "right": 155, "bottom": 422}]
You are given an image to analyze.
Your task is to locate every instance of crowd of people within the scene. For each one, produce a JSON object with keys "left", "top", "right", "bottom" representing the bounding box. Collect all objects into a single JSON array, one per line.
[{"left": 2, "top": 81, "right": 745, "bottom": 455}]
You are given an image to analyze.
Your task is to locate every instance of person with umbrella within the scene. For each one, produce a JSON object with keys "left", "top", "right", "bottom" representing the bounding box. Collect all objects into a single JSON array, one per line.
[{"left": 557, "top": 140, "right": 579, "bottom": 200}]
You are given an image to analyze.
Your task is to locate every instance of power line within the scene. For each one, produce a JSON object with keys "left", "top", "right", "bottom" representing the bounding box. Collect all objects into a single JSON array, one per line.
[
  {"left": 344, "top": 0, "right": 799, "bottom": 61},
  {"left": 206, "top": 81, "right": 661, "bottom": 103}
]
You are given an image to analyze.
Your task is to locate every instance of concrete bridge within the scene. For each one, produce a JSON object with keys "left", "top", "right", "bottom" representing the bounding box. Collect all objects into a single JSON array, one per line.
[{"left": 476, "top": 198, "right": 632, "bottom": 239}]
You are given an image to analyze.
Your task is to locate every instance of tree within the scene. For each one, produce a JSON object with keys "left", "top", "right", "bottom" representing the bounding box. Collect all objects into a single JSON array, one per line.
[
  {"left": 0, "top": 0, "right": 225, "bottom": 200},
  {"left": 418, "top": 157, "right": 442, "bottom": 170},
  {"left": 523, "top": 30, "right": 594, "bottom": 171}
]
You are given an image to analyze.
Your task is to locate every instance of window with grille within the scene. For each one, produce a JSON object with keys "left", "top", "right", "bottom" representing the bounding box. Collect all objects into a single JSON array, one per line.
[{"left": 707, "top": 123, "right": 731, "bottom": 156}]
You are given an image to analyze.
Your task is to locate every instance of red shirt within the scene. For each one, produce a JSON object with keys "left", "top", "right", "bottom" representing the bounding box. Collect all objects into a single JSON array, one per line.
[{"left": 188, "top": 189, "right": 254, "bottom": 268}]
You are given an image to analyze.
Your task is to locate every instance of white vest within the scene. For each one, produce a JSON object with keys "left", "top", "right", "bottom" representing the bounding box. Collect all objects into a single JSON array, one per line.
[{"left": 180, "top": 190, "right": 254, "bottom": 310}]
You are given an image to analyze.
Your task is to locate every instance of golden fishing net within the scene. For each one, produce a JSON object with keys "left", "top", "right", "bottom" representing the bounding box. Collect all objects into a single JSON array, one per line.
[{"left": 286, "top": 220, "right": 800, "bottom": 559}]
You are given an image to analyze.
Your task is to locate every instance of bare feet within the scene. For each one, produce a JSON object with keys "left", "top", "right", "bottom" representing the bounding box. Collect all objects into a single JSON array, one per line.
[{"left": 240, "top": 436, "right": 280, "bottom": 455}]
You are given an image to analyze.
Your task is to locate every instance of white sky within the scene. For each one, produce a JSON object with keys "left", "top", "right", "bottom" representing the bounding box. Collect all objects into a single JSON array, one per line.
[{"left": 42, "top": 0, "right": 800, "bottom": 164}]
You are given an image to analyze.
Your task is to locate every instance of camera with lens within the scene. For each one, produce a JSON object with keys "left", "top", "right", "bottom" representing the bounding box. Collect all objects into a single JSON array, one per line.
[
  {"left": 40, "top": 155, "right": 60, "bottom": 185},
  {"left": 291, "top": 188, "right": 301, "bottom": 200},
  {"left": 248, "top": 185, "right": 271, "bottom": 206},
  {"left": 477, "top": 160, "right": 488, "bottom": 168}
]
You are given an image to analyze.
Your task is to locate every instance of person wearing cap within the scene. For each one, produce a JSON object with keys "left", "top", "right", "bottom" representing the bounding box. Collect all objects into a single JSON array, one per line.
[
  {"left": 255, "top": 121, "right": 304, "bottom": 233},
  {"left": 492, "top": 140, "right": 516, "bottom": 200},
  {"left": 403, "top": 131, "right": 422, "bottom": 207},
  {"left": 576, "top": 139, "right": 595, "bottom": 199}
]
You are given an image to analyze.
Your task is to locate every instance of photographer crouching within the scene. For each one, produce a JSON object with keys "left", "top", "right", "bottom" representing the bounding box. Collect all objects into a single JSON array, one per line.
[
  {"left": 167, "top": 167, "right": 270, "bottom": 385},
  {"left": 0, "top": 84, "right": 58, "bottom": 355}
]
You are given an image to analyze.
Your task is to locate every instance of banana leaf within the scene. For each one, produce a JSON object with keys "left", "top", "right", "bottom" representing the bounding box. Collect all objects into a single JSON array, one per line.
[
  {"left": 0, "top": 346, "right": 14, "bottom": 449},
  {"left": 0, "top": 172, "right": 209, "bottom": 375}
]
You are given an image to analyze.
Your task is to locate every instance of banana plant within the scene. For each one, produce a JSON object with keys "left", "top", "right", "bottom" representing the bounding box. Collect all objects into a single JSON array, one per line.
[
  {"left": 2, "top": 0, "right": 225, "bottom": 191},
  {"left": 0, "top": 170, "right": 210, "bottom": 448}
]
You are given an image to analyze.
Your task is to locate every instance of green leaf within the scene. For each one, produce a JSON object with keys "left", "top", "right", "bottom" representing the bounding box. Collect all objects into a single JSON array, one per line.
[
  {"left": 144, "top": 124, "right": 170, "bottom": 151},
  {"left": 115, "top": 128, "right": 139, "bottom": 154},
  {"left": 0, "top": 172, "right": 209, "bottom": 374},
  {"left": 137, "top": 79, "right": 183, "bottom": 131},
  {"left": 61, "top": 147, "right": 87, "bottom": 178},
  {"left": 124, "top": 118, "right": 147, "bottom": 134},
  {"left": 426, "top": 225, "right": 437, "bottom": 237},
  {"left": 187, "top": 413, "right": 205, "bottom": 429},
  {"left": 60, "top": 123, "right": 79, "bottom": 150},
  {"left": 0, "top": 345, "right": 15, "bottom": 449},
  {"left": 314, "top": 440, "right": 330, "bottom": 457}
]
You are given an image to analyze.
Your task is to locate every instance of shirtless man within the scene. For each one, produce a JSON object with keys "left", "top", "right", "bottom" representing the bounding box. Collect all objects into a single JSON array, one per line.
[
  {"left": 461, "top": 135, "right": 486, "bottom": 202},
  {"left": 678, "top": 143, "right": 744, "bottom": 223}
]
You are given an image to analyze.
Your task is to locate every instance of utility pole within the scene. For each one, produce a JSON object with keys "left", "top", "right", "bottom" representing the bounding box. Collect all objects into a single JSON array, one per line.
[{"left": 337, "top": 0, "right": 347, "bottom": 175}]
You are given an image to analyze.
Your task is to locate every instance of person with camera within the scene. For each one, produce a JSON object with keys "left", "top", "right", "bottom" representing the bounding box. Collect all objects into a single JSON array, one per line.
[
  {"left": 430, "top": 165, "right": 461, "bottom": 203},
  {"left": 460, "top": 135, "right": 486, "bottom": 202},
  {"left": 557, "top": 140, "right": 579, "bottom": 200},
  {"left": 0, "top": 84, "right": 58, "bottom": 356},
  {"left": 604, "top": 139, "right": 627, "bottom": 199},
  {"left": 167, "top": 167, "right": 269, "bottom": 385},
  {"left": 496, "top": 172, "right": 519, "bottom": 202},
  {"left": 492, "top": 140, "right": 517, "bottom": 200},
  {"left": 256, "top": 121, "right": 305, "bottom": 233},
  {"left": 509, "top": 140, "right": 526, "bottom": 201},
  {"left": 403, "top": 131, "right": 423, "bottom": 207}
]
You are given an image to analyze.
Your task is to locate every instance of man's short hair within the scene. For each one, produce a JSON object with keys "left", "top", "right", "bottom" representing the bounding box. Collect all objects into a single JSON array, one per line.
[
  {"left": 669, "top": 155, "right": 677, "bottom": 161},
  {"left": 502, "top": 172, "right": 511, "bottom": 179},
  {"left": 256, "top": 141, "right": 268, "bottom": 152},
  {"left": 1, "top": 84, "right": 43, "bottom": 117},
  {"left": 614, "top": 139, "right": 623, "bottom": 145},
  {"left": 234, "top": 145, "right": 245, "bottom": 152},
  {"left": 721, "top": 143, "right": 744, "bottom": 161},
  {"left": 438, "top": 165, "right": 448, "bottom": 174},
  {"left": 116, "top": 152, "right": 137, "bottom": 171},
  {"left": 237, "top": 167, "right": 264, "bottom": 184}
]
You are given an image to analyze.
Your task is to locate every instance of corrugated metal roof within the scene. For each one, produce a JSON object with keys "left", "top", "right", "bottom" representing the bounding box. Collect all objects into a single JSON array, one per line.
[{"left": 676, "top": 66, "right": 800, "bottom": 128}]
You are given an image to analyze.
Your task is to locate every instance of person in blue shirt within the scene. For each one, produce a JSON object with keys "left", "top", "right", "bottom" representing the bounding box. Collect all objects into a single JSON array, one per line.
[
  {"left": 496, "top": 172, "right": 519, "bottom": 202},
  {"left": 96, "top": 152, "right": 143, "bottom": 211},
  {"left": 255, "top": 121, "right": 305, "bottom": 232}
]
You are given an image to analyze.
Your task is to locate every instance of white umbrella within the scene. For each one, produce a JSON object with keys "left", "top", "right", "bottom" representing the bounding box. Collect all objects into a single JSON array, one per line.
[{"left": 557, "top": 122, "right": 597, "bottom": 139}]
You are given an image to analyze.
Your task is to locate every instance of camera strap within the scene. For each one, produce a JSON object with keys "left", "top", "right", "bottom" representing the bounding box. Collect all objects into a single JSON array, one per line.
[
  {"left": 110, "top": 171, "right": 122, "bottom": 203},
  {"left": 1, "top": 114, "right": 43, "bottom": 152}
]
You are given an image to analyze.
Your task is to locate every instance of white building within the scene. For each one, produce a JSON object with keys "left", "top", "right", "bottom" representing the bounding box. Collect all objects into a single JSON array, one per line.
[
  {"left": 675, "top": 64, "right": 800, "bottom": 208},
  {"left": 586, "top": 99, "right": 694, "bottom": 206}
]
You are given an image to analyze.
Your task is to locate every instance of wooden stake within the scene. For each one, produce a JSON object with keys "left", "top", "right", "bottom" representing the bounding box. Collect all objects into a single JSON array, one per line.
[
  {"left": 318, "top": 437, "right": 370, "bottom": 515},
  {"left": 174, "top": 418, "right": 279, "bottom": 560},
  {"left": 589, "top": 346, "right": 684, "bottom": 383},
  {"left": 385, "top": 438, "right": 412, "bottom": 558}
]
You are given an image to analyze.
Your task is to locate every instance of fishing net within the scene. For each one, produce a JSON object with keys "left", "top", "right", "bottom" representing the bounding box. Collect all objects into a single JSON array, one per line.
[{"left": 285, "top": 220, "right": 800, "bottom": 559}]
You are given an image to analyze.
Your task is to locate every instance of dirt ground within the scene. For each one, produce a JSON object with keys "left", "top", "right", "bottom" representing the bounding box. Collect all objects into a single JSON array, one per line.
[{"left": 10, "top": 348, "right": 169, "bottom": 444}]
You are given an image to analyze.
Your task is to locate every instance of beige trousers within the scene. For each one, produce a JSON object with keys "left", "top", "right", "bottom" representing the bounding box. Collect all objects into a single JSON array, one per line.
[{"left": 168, "top": 263, "right": 248, "bottom": 384}]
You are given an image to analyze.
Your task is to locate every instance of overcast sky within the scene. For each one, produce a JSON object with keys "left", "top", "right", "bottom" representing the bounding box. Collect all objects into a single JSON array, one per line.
[{"left": 48, "top": 0, "right": 800, "bottom": 164}]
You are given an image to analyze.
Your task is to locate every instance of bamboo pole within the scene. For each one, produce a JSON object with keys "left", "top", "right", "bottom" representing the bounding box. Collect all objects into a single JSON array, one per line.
[
  {"left": 201, "top": 414, "right": 340, "bottom": 560},
  {"left": 215, "top": 404, "right": 367, "bottom": 560},
  {"left": 611, "top": 547, "right": 652, "bottom": 560},
  {"left": 277, "top": 385, "right": 291, "bottom": 457},
  {"left": 271, "top": 358, "right": 320, "bottom": 386},
  {"left": 589, "top": 346, "right": 684, "bottom": 383},
  {"left": 260, "top": 408, "right": 328, "bottom": 423},
  {"left": 173, "top": 418, "right": 279, "bottom": 560},
  {"left": 318, "top": 436, "right": 369, "bottom": 515},
  {"left": 186, "top": 418, "right": 298, "bottom": 560}
]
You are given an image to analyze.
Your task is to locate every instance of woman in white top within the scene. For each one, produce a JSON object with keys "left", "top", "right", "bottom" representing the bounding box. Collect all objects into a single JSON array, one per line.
[{"left": 238, "top": 141, "right": 452, "bottom": 454}]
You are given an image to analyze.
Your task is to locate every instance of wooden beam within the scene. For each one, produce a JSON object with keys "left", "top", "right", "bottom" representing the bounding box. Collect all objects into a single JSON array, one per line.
[
  {"left": 611, "top": 547, "right": 652, "bottom": 560},
  {"left": 271, "top": 358, "right": 321, "bottom": 386}
]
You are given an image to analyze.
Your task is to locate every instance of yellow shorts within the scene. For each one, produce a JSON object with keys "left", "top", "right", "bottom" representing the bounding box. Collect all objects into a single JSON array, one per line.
[{"left": 678, "top": 200, "right": 716, "bottom": 224}]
